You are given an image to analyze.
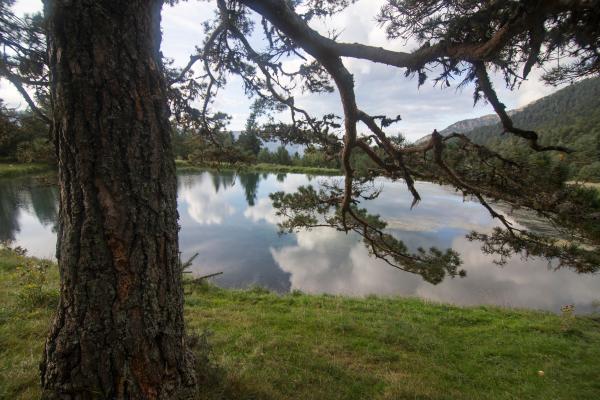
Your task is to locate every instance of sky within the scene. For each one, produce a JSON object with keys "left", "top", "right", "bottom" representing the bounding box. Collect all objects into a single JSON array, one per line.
[{"left": 1, "top": 0, "right": 566, "bottom": 142}]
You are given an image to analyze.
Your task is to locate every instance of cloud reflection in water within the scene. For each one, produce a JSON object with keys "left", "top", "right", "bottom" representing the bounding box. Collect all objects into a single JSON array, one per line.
[{"left": 3, "top": 171, "right": 599, "bottom": 313}]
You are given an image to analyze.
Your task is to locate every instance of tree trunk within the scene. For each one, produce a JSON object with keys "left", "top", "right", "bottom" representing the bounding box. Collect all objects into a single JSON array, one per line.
[{"left": 40, "top": 1, "right": 194, "bottom": 398}]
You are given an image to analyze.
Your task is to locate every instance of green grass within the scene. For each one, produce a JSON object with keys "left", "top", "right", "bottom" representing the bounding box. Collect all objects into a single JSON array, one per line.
[
  {"left": 1, "top": 248, "right": 600, "bottom": 399},
  {"left": 0, "top": 163, "right": 54, "bottom": 179},
  {"left": 175, "top": 159, "right": 341, "bottom": 176}
]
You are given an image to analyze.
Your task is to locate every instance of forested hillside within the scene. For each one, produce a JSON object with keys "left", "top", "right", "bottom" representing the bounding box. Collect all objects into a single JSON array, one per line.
[
  {"left": 463, "top": 77, "right": 600, "bottom": 181},
  {"left": 438, "top": 113, "right": 502, "bottom": 136}
]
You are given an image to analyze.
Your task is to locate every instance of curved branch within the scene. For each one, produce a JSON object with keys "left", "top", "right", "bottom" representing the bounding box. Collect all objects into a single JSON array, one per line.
[
  {"left": 1, "top": 66, "right": 50, "bottom": 124},
  {"left": 430, "top": 130, "right": 516, "bottom": 233},
  {"left": 169, "top": 54, "right": 202, "bottom": 85},
  {"left": 473, "top": 62, "right": 573, "bottom": 153},
  {"left": 238, "top": 0, "right": 582, "bottom": 69},
  {"left": 240, "top": 0, "right": 579, "bottom": 154},
  {"left": 356, "top": 110, "right": 421, "bottom": 206}
]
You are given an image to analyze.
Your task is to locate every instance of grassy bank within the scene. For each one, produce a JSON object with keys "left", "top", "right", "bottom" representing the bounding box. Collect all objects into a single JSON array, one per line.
[
  {"left": 0, "top": 163, "right": 55, "bottom": 179},
  {"left": 175, "top": 159, "right": 341, "bottom": 176},
  {"left": 568, "top": 180, "right": 600, "bottom": 190},
  {"left": 1, "top": 248, "right": 599, "bottom": 399},
  {"left": 0, "top": 161, "right": 341, "bottom": 179}
]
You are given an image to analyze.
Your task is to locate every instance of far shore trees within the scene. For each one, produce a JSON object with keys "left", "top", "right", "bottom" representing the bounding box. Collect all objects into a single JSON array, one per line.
[{"left": 1, "top": 0, "right": 599, "bottom": 397}]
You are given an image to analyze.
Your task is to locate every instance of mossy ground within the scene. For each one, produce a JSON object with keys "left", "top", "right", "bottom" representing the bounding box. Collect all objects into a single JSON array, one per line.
[{"left": 1, "top": 248, "right": 599, "bottom": 399}]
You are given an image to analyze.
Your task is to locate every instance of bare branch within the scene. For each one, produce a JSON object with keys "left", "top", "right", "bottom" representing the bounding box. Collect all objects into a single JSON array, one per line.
[
  {"left": 0, "top": 65, "right": 50, "bottom": 124},
  {"left": 473, "top": 62, "right": 573, "bottom": 153}
]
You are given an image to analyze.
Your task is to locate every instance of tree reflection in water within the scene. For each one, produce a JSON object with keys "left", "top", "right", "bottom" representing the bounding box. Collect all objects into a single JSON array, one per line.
[
  {"left": 0, "top": 177, "right": 58, "bottom": 242},
  {"left": 3, "top": 171, "right": 600, "bottom": 312}
]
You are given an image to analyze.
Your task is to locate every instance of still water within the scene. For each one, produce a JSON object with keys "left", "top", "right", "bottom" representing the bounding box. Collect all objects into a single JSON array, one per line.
[{"left": 1, "top": 171, "right": 599, "bottom": 313}]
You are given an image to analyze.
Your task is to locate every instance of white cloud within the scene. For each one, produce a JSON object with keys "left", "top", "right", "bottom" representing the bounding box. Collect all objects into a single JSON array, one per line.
[
  {"left": 12, "top": 210, "right": 56, "bottom": 260},
  {"left": 8, "top": 0, "right": 41, "bottom": 15},
  {"left": 243, "top": 197, "right": 283, "bottom": 225},
  {"left": 414, "top": 237, "right": 600, "bottom": 311},
  {"left": 1, "top": 0, "right": 565, "bottom": 137},
  {"left": 270, "top": 226, "right": 600, "bottom": 312},
  {"left": 179, "top": 173, "right": 236, "bottom": 224},
  {"left": 0, "top": 79, "right": 30, "bottom": 109}
]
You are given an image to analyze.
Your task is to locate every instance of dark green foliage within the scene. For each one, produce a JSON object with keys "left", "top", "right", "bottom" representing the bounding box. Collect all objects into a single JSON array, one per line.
[
  {"left": 256, "top": 148, "right": 272, "bottom": 164},
  {"left": 0, "top": 105, "right": 53, "bottom": 164},
  {"left": 237, "top": 130, "right": 262, "bottom": 156},
  {"left": 377, "top": 0, "right": 600, "bottom": 86},
  {"left": 15, "top": 138, "right": 54, "bottom": 164},
  {"left": 237, "top": 108, "right": 263, "bottom": 156},
  {"left": 270, "top": 185, "right": 464, "bottom": 284},
  {"left": 0, "top": 100, "right": 13, "bottom": 154},
  {"left": 579, "top": 162, "right": 600, "bottom": 181},
  {"left": 171, "top": 128, "right": 197, "bottom": 160},
  {"left": 15, "top": 257, "right": 58, "bottom": 311},
  {"left": 467, "top": 227, "right": 600, "bottom": 274},
  {"left": 463, "top": 77, "right": 600, "bottom": 181},
  {"left": 0, "top": 0, "right": 48, "bottom": 123},
  {"left": 188, "top": 128, "right": 246, "bottom": 165},
  {"left": 273, "top": 145, "right": 292, "bottom": 165}
]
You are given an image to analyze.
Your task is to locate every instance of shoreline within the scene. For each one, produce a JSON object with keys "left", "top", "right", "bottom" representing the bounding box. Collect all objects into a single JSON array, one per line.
[
  {"left": 0, "top": 163, "right": 55, "bottom": 179},
  {"left": 0, "top": 161, "right": 342, "bottom": 179},
  {"left": 174, "top": 160, "right": 342, "bottom": 176}
]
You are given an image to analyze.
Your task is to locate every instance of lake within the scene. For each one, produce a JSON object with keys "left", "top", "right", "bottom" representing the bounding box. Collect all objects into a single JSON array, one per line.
[{"left": 1, "top": 170, "right": 599, "bottom": 313}]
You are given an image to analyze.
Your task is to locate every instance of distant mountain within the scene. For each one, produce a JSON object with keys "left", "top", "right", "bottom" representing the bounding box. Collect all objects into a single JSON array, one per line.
[
  {"left": 439, "top": 77, "right": 600, "bottom": 180},
  {"left": 413, "top": 134, "right": 432, "bottom": 145},
  {"left": 414, "top": 109, "right": 517, "bottom": 145},
  {"left": 439, "top": 113, "right": 500, "bottom": 136},
  {"left": 465, "top": 78, "right": 600, "bottom": 147}
]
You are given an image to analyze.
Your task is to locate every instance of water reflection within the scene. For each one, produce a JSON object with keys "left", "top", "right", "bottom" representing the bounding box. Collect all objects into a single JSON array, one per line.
[
  {"left": 0, "top": 177, "right": 58, "bottom": 257},
  {"left": 2, "top": 171, "right": 599, "bottom": 313},
  {"left": 179, "top": 173, "right": 236, "bottom": 225},
  {"left": 273, "top": 229, "right": 599, "bottom": 312},
  {"left": 237, "top": 172, "right": 260, "bottom": 206},
  {"left": 0, "top": 180, "right": 21, "bottom": 241}
]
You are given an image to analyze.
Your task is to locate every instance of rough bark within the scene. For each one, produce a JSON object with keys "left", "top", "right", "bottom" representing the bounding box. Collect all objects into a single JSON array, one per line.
[{"left": 40, "top": 1, "right": 194, "bottom": 398}]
